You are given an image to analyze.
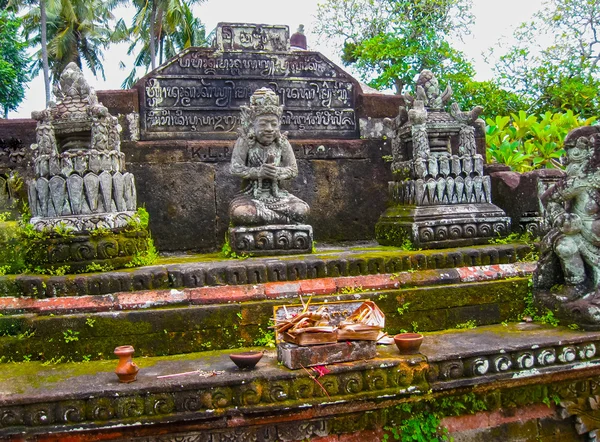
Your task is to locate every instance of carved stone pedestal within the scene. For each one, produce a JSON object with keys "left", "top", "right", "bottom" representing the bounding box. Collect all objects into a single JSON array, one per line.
[
  {"left": 229, "top": 224, "right": 313, "bottom": 256},
  {"left": 26, "top": 229, "right": 149, "bottom": 273},
  {"left": 376, "top": 203, "right": 510, "bottom": 249}
]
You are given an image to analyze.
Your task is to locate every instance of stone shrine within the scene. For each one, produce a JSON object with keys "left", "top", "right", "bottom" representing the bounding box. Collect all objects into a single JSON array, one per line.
[
  {"left": 533, "top": 125, "right": 600, "bottom": 329},
  {"left": 26, "top": 63, "right": 148, "bottom": 270},
  {"left": 228, "top": 87, "right": 313, "bottom": 255},
  {"left": 376, "top": 70, "right": 510, "bottom": 249}
]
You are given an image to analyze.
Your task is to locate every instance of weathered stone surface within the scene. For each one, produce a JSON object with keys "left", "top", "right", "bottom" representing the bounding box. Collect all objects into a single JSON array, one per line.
[
  {"left": 0, "top": 244, "right": 532, "bottom": 298},
  {"left": 1, "top": 324, "right": 600, "bottom": 440},
  {"left": 490, "top": 168, "right": 565, "bottom": 236},
  {"left": 296, "top": 157, "right": 390, "bottom": 241},
  {"left": 228, "top": 88, "right": 311, "bottom": 229},
  {"left": 277, "top": 341, "right": 377, "bottom": 369},
  {"left": 129, "top": 162, "right": 216, "bottom": 251},
  {"left": 376, "top": 70, "right": 510, "bottom": 249},
  {"left": 214, "top": 22, "right": 290, "bottom": 52}
]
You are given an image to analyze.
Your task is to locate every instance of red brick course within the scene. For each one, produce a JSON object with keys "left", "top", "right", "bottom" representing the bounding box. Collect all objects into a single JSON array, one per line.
[{"left": 0, "top": 263, "right": 534, "bottom": 315}]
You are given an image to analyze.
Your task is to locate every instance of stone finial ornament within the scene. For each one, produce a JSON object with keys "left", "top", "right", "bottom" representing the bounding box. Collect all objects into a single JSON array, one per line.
[
  {"left": 228, "top": 87, "right": 312, "bottom": 255},
  {"left": 533, "top": 126, "right": 600, "bottom": 329}
]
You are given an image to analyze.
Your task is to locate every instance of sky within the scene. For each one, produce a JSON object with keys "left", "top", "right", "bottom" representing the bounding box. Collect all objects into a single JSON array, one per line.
[{"left": 10, "top": 0, "right": 544, "bottom": 118}]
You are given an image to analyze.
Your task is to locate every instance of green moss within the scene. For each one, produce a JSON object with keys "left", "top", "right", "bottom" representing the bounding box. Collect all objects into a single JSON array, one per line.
[{"left": 375, "top": 221, "right": 415, "bottom": 248}]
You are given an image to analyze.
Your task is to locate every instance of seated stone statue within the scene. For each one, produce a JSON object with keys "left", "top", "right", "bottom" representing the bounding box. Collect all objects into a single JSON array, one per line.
[
  {"left": 229, "top": 88, "right": 309, "bottom": 226},
  {"left": 533, "top": 126, "right": 600, "bottom": 328}
]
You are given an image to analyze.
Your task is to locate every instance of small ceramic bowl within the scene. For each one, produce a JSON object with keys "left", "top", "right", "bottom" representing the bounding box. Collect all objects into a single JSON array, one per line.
[
  {"left": 394, "top": 333, "right": 424, "bottom": 355},
  {"left": 229, "top": 351, "right": 264, "bottom": 369}
]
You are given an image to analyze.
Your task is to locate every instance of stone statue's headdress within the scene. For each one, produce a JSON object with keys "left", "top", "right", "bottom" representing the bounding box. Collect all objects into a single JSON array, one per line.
[
  {"left": 247, "top": 88, "right": 283, "bottom": 119},
  {"left": 239, "top": 88, "right": 284, "bottom": 136}
]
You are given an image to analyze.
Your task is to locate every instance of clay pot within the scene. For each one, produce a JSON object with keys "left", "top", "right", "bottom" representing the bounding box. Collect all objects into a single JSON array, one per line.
[
  {"left": 114, "top": 345, "right": 140, "bottom": 383},
  {"left": 394, "top": 333, "right": 424, "bottom": 355},
  {"left": 229, "top": 351, "right": 264, "bottom": 370}
]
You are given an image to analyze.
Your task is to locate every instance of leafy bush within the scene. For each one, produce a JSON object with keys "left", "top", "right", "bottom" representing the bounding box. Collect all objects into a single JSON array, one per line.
[{"left": 486, "top": 110, "right": 596, "bottom": 172}]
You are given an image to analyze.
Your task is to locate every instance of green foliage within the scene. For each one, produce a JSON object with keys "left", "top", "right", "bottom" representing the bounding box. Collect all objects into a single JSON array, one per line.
[
  {"left": 384, "top": 393, "right": 488, "bottom": 441},
  {"left": 452, "top": 79, "right": 529, "bottom": 121},
  {"left": 486, "top": 111, "right": 596, "bottom": 172},
  {"left": 0, "top": 11, "right": 29, "bottom": 117},
  {"left": 253, "top": 328, "right": 275, "bottom": 348},
  {"left": 339, "top": 285, "right": 363, "bottom": 294},
  {"left": 385, "top": 412, "right": 450, "bottom": 442},
  {"left": 488, "top": 232, "right": 539, "bottom": 261},
  {"left": 455, "top": 320, "right": 476, "bottom": 329},
  {"left": 396, "top": 302, "right": 411, "bottom": 317},
  {"left": 523, "top": 279, "right": 560, "bottom": 326},
  {"left": 220, "top": 236, "right": 251, "bottom": 260},
  {"left": 121, "top": 0, "right": 208, "bottom": 88},
  {"left": 83, "top": 262, "right": 115, "bottom": 273},
  {"left": 488, "top": 0, "right": 600, "bottom": 118},
  {"left": 315, "top": 0, "right": 474, "bottom": 94},
  {"left": 62, "top": 329, "right": 79, "bottom": 343},
  {"left": 17, "top": 0, "right": 128, "bottom": 84},
  {"left": 125, "top": 236, "right": 159, "bottom": 268}
]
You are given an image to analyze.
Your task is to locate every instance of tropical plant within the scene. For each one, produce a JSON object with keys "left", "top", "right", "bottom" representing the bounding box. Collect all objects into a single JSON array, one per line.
[
  {"left": 123, "top": 0, "right": 206, "bottom": 87},
  {"left": 0, "top": 10, "right": 30, "bottom": 117},
  {"left": 7, "top": 0, "right": 56, "bottom": 105},
  {"left": 488, "top": 0, "right": 600, "bottom": 118},
  {"left": 315, "top": 0, "right": 475, "bottom": 95},
  {"left": 18, "top": 0, "right": 127, "bottom": 87},
  {"left": 486, "top": 110, "right": 597, "bottom": 172}
]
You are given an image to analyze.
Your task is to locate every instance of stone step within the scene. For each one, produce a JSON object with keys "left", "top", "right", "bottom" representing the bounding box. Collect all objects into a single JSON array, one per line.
[
  {"left": 0, "top": 272, "right": 531, "bottom": 362},
  {"left": 0, "top": 243, "right": 533, "bottom": 299},
  {"left": 1, "top": 323, "right": 599, "bottom": 440}
]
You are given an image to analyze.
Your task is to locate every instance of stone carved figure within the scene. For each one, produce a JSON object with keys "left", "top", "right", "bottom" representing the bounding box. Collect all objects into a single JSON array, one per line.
[
  {"left": 534, "top": 126, "right": 600, "bottom": 329},
  {"left": 227, "top": 88, "right": 313, "bottom": 256},
  {"left": 229, "top": 88, "right": 309, "bottom": 226}
]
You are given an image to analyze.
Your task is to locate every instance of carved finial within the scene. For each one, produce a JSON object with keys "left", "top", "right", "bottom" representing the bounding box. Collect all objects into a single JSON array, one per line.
[
  {"left": 404, "top": 70, "right": 453, "bottom": 110},
  {"left": 53, "top": 62, "right": 91, "bottom": 101}
]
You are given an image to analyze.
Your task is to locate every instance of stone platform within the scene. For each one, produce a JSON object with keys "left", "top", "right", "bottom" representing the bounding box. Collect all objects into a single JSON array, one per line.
[{"left": 1, "top": 323, "right": 599, "bottom": 441}]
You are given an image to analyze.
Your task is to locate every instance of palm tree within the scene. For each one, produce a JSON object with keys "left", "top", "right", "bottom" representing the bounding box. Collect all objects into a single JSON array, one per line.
[
  {"left": 7, "top": 0, "right": 58, "bottom": 105},
  {"left": 12, "top": 0, "right": 127, "bottom": 103},
  {"left": 45, "top": 0, "right": 127, "bottom": 81},
  {"left": 122, "top": 0, "right": 206, "bottom": 88}
]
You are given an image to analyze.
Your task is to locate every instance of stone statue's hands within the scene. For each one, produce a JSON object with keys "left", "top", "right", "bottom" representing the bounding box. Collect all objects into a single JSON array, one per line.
[
  {"left": 260, "top": 163, "right": 277, "bottom": 180},
  {"left": 554, "top": 213, "right": 582, "bottom": 235}
]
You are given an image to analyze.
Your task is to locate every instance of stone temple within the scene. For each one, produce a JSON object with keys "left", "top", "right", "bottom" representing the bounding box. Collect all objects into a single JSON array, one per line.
[{"left": 0, "top": 22, "right": 598, "bottom": 442}]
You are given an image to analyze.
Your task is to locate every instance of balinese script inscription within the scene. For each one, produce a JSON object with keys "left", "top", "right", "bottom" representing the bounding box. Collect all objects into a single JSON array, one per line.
[
  {"left": 137, "top": 47, "right": 359, "bottom": 140},
  {"left": 216, "top": 23, "right": 290, "bottom": 52}
]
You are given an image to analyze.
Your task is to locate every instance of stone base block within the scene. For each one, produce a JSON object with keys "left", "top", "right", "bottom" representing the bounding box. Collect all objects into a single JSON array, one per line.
[
  {"left": 277, "top": 340, "right": 377, "bottom": 369},
  {"left": 376, "top": 203, "right": 511, "bottom": 249},
  {"left": 229, "top": 224, "right": 313, "bottom": 256},
  {"left": 25, "top": 228, "right": 149, "bottom": 272}
]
